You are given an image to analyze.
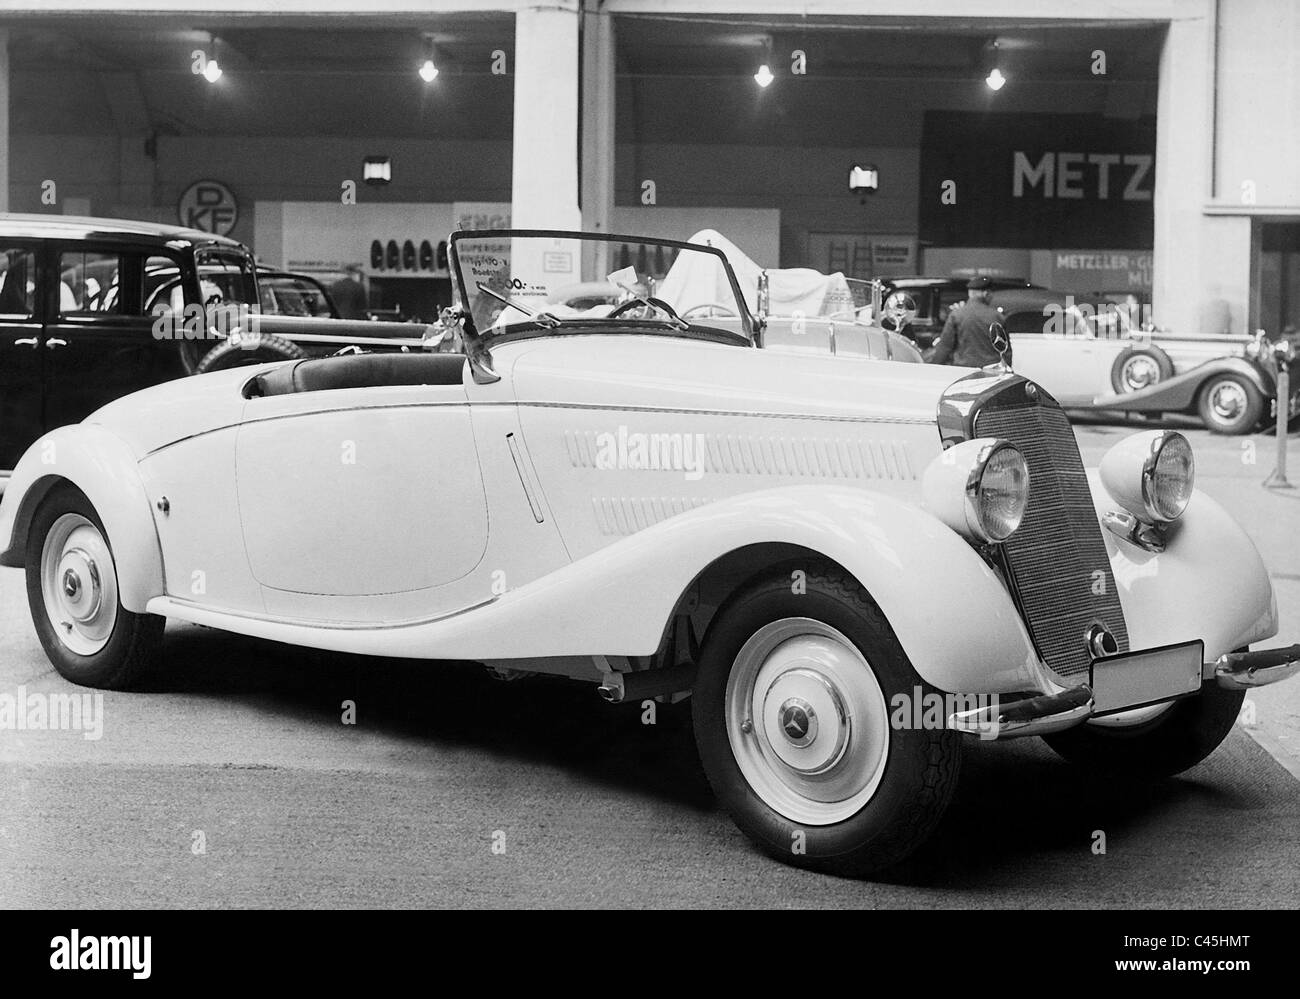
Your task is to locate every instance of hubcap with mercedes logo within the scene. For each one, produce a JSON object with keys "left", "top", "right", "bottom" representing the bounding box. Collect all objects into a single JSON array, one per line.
[{"left": 778, "top": 696, "right": 817, "bottom": 748}]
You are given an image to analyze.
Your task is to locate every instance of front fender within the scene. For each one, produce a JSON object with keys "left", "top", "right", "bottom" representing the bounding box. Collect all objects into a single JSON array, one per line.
[
  {"left": 0, "top": 426, "right": 163, "bottom": 613},
  {"left": 1088, "top": 470, "right": 1277, "bottom": 658},
  {"left": 401, "top": 484, "right": 1041, "bottom": 694}
]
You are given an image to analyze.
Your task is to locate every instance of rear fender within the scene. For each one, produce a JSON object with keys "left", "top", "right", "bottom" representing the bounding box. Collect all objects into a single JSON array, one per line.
[
  {"left": 0, "top": 426, "right": 163, "bottom": 612},
  {"left": 1100, "top": 356, "right": 1272, "bottom": 412}
]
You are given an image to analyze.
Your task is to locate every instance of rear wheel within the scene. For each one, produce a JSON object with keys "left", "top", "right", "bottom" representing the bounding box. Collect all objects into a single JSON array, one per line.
[
  {"left": 1197, "top": 373, "right": 1265, "bottom": 434},
  {"left": 25, "top": 485, "right": 163, "bottom": 689},
  {"left": 1043, "top": 684, "right": 1244, "bottom": 778},
  {"left": 692, "top": 566, "right": 961, "bottom": 877}
]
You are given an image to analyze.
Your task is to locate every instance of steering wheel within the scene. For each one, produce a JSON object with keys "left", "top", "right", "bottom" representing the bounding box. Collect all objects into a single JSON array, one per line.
[
  {"left": 608, "top": 296, "right": 683, "bottom": 322},
  {"left": 682, "top": 302, "right": 738, "bottom": 320}
]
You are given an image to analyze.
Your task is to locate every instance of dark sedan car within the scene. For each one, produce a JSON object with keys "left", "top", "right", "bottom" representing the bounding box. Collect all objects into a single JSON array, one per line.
[
  {"left": 876, "top": 276, "right": 1046, "bottom": 348},
  {"left": 257, "top": 268, "right": 341, "bottom": 318},
  {"left": 0, "top": 214, "right": 428, "bottom": 492}
]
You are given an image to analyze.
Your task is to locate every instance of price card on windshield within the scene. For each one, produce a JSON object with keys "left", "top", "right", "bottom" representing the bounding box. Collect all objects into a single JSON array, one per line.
[{"left": 606, "top": 266, "right": 638, "bottom": 289}]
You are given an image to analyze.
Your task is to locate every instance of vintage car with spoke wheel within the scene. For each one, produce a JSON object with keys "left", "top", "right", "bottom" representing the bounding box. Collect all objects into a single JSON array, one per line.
[
  {"left": 996, "top": 296, "right": 1300, "bottom": 435},
  {"left": 2, "top": 229, "right": 1296, "bottom": 878},
  {"left": 877, "top": 276, "right": 1299, "bottom": 434}
]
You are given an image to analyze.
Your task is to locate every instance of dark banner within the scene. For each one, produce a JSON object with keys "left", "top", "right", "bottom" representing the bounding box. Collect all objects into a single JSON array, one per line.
[
  {"left": 0, "top": 909, "right": 1288, "bottom": 985},
  {"left": 919, "top": 111, "right": 1156, "bottom": 250}
]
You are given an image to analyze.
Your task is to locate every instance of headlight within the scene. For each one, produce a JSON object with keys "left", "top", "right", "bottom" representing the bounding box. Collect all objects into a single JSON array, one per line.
[
  {"left": 1099, "top": 429, "right": 1195, "bottom": 523},
  {"left": 922, "top": 438, "right": 1030, "bottom": 543}
]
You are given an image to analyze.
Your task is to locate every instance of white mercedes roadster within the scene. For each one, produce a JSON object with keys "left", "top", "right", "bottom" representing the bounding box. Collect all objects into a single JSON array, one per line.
[{"left": 2, "top": 230, "right": 1297, "bottom": 877}]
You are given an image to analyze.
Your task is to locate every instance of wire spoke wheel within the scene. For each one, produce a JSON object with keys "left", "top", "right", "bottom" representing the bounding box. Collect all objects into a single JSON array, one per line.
[
  {"left": 1120, "top": 354, "right": 1161, "bottom": 391},
  {"left": 1197, "top": 374, "right": 1263, "bottom": 434},
  {"left": 1208, "top": 380, "right": 1248, "bottom": 421}
]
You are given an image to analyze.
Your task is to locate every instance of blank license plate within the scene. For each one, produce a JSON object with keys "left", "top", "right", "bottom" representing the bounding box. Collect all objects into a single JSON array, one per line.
[{"left": 1089, "top": 640, "right": 1205, "bottom": 715}]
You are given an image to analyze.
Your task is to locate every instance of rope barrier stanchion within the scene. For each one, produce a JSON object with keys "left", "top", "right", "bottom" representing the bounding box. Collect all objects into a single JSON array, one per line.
[{"left": 1264, "top": 337, "right": 1295, "bottom": 490}]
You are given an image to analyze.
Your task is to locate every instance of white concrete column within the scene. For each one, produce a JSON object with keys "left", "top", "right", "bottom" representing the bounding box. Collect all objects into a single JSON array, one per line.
[
  {"left": 511, "top": 1, "right": 582, "bottom": 231},
  {"left": 580, "top": 3, "right": 615, "bottom": 279},
  {"left": 0, "top": 29, "right": 10, "bottom": 213},
  {"left": 1152, "top": 7, "right": 1249, "bottom": 334}
]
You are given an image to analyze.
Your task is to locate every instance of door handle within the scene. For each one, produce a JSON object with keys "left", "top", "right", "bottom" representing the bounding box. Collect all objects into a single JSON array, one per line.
[
  {"left": 13, "top": 337, "right": 38, "bottom": 348},
  {"left": 45, "top": 338, "right": 68, "bottom": 349}
]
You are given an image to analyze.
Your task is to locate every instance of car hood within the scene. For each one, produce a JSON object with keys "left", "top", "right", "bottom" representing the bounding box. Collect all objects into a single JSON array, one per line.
[{"left": 502, "top": 333, "right": 963, "bottom": 425}]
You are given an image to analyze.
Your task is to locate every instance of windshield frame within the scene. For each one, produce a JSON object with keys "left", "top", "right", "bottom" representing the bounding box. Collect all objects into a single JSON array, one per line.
[{"left": 449, "top": 228, "right": 757, "bottom": 344}]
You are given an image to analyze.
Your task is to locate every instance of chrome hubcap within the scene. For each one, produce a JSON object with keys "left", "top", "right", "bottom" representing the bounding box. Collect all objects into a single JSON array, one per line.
[
  {"left": 777, "top": 695, "right": 818, "bottom": 749},
  {"left": 1210, "top": 382, "right": 1247, "bottom": 420},
  {"left": 725, "top": 619, "right": 890, "bottom": 826},
  {"left": 40, "top": 514, "right": 118, "bottom": 656},
  {"left": 1122, "top": 356, "right": 1160, "bottom": 391}
]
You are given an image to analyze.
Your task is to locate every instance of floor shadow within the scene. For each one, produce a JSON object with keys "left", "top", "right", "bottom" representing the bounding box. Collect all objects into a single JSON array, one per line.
[
  {"left": 874, "top": 738, "right": 1254, "bottom": 888},
  {"left": 148, "top": 621, "right": 716, "bottom": 810},
  {"left": 143, "top": 621, "right": 1275, "bottom": 887}
]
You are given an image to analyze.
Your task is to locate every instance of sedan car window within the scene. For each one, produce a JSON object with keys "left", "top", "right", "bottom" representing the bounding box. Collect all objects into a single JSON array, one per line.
[
  {"left": 1002, "top": 310, "right": 1050, "bottom": 336},
  {"left": 936, "top": 288, "right": 968, "bottom": 323},
  {"left": 0, "top": 246, "right": 38, "bottom": 317},
  {"left": 60, "top": 250, "right": 135, "bottom": 315}
]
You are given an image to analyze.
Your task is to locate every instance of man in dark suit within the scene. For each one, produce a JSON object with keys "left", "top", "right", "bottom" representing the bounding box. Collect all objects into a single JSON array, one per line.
[
  {"left": 928, "top": 276, "right": 1011, "bottom": 368},
  {"left": 329, "top": 265, "right": 369, "bottom": 320}
]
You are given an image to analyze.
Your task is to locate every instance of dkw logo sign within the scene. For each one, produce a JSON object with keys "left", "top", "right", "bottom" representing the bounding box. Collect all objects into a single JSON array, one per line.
[{"left": 178, "top": 179, "right": 238, "bottom": 236}]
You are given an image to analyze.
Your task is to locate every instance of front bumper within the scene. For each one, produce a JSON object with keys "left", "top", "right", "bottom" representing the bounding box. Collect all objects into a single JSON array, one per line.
[{"left": 949, "top": 644, "right": 1300, "bottom": 740}]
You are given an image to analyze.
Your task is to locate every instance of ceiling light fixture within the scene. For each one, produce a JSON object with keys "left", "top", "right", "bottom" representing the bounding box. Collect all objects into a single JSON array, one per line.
[
  {"left": 204, "top": 36, "right": 222, "bottom": 83},
  {"left": 754, "top": 34, "right": 774, "bottom": 88},
  {"left": 419, "top": 35, "right": 439, "bottom": 83},
  {"left": 363, "top": 156, "right": 392, "bottom": 186},
  {"left": 849, "top": 164, "right": 879, "bottom": 195},
  {"left": 985, "top": 41, "right": 1006, "bottom": 91}
]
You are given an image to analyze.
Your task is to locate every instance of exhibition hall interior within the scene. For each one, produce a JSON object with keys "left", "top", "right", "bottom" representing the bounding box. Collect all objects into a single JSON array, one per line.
[
  {"left": 1, "top": 1, "right": 1295, "bottom": 336},
  {"left": 1, "top": 0, "right": 1299, "bottom": 919}
]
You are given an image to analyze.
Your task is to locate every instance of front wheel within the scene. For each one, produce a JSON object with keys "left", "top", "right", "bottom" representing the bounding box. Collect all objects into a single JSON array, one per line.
[
  {"left": 1042, "top": 684, "right": 1244, "bottom": 778},
  {"left": 25, "top": 485, "right": 163, "bottom": 689},
  {"left": 1197, "top": 373, "right": 1265, "bottom": 434},
  {"left": 692, "top": 567, "right": 961, "bottom": 877}
]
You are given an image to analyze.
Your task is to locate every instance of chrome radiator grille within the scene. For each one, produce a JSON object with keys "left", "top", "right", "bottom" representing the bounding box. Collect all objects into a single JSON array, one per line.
[{"left": 974, "top": 396, "right": 1129, "bottom": 681}]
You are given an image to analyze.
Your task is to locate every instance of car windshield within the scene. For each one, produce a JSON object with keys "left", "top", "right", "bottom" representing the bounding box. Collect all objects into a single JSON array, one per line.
[
  {"left": 450, "top": 231, "right": 752, "bottom": 340},
  {"left": 193, "top": 249, "right": 261, "bottom": 310}
]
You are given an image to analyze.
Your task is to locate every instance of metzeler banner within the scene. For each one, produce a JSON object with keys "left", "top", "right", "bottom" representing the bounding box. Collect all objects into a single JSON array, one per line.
[{"left": 919, "top": 111, "right": 1156, "bottom": 250}]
